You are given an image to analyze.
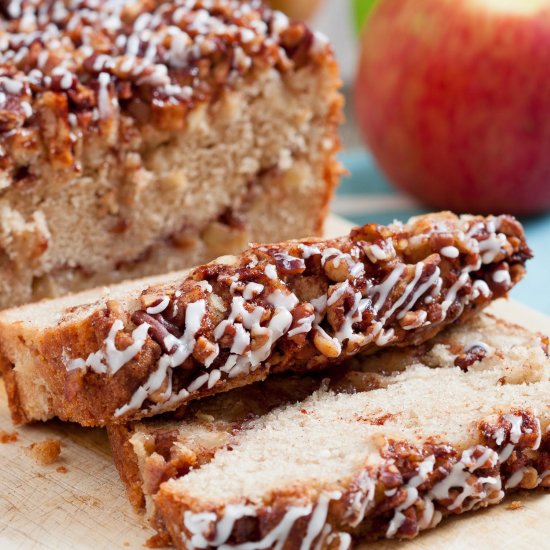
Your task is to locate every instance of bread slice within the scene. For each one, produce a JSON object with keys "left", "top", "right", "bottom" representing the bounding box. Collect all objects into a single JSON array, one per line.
[
  {"left": 108, "top": 374, "right": 325, "bottom": 512},
  {"left": 0, "top": 0, "right": 342, "bottom": 308},
  {"left": 131, "top": 313, "right": 549, "bottom": 549},
  {"left": 107, "top": 312, "right": 548, "bottom": 510},
  {"left": 0, "top": 213, "right": 531, "bottom": 426}
]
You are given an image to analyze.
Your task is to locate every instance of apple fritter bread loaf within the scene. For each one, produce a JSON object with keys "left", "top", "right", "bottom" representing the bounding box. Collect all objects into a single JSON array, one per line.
[
  {"left": 0, "top": 212, "right": 531, "bottom": 426},
  {"left": 0, "top": 0, "right": 342, "bottom": 308},
  {"left": 108, "top": 313, "right": 550, "bottom": 548}
]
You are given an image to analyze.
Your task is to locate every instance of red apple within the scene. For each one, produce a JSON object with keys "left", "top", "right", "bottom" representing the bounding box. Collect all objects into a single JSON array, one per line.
[
  {"left": 269, "top": 0, "right": 322, "bottom": 21},
  {"left": 354, "top": 0, "right": 550, "bottom": 214}
]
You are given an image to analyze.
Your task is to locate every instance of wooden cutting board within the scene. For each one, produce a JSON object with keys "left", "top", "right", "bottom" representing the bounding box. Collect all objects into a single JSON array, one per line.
[{"left": 1, "top": 215, "right": 549, "bottom": 549}]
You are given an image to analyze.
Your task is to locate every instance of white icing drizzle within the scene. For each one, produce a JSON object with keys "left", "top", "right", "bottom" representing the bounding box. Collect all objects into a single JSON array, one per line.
[
  {"left": 494, "top": 427, "right": 506, "bottom": 446},
  {"left": 354, "top": 263, "right": 439, "bottom": 347},
  {"left": 300, "top": 491, "right": 341, "bottom": 550},
  {"left": 532, "top": 418, "right": 542, "bottom": 450},
  {"left": 167, "top": 300, "right": 207, "bottom": 366},
  {"left": 472, "top": 280, "right": 491, "bottom": 299},
  {"left": 243, "top": 282, "right": 264, "bottom": 300},
  {"left": 114, "top": 299, "right": 206, "bottom": 416},
  {"left": 204, "top": 343, "right": 220, "bottom": 368},
  {"left": 440, "top": 273, "right": 469, "bottom": 317},
  {"left": 386, "top": 487, "right": 418, "bottom": 538},
  {"left": 230, "top": 324, "right": 250, "bottom": 354},
  {"left": 185, "top": 505, "right": 256, "bottom": 548},
  {"left": 430, "top": 276, "right": 443, "bottom": 300},
  {"left": 67, "top": 319, "right": 150, "bottom": 375},
  {"left": 325, "top": 532, "right": 351, "bottom": 550},
  {"left": 396, "top": 267, "right": 441, "bottom": 321},
  {"left": 498, "top": 414, "right": 525, "bottom": 462},
  {"left": 402, "top": 310, "right": 428, "bottom": 330},
  {"left": 187, "top": 373, "right": 209, "bottom": 393},
  {"left": 492, "top": 269, "right": 511, "bottom": 286},
  {"left": 374, "top": 325, "right": 395, "bottom": 346},
  {"left": 321, "top": 247, "right": 365, "bottom": 278},
  {"left": 183, "top": 491, "right": 341, "bottom": 550},
  {"left": 505, "top": 414, "right": 523, "bottom": 444},
  {"left": 478, "top": 233, "right": 507, "bottom": 264},
  {"left": 315, "top": 325, "right": 342, "bottom": 356},
  {"left": 209, "top": 284, "right": 296, "bottom": 382},
  {"left": 264, "top": 264, "right": 277, "bottom": 280},
  {"left": 429, "top": 446, "right": 502, "bottom": 512},
  {"left": 417, "top": 498, "right": 442, "bottom": 531},
  {"left": 146, "top": 296, "right": 170, "bottom": 314},
  {"left": 273, "top": 251, "right": 306, "bottom": 271},
  {"left": 310, "top": 295, "right": 328, "bottom": 323},
  {"left": 364, "top": 240, "right": 395, "bottom": 263},
  {"left": 369, "top": 264, "right": 406, "bottom": 313},
  {"left": 345, "top": 473, "right": 375, "bottom": 527},
  {"left": 505, "top": 467, "right": 529, "bottom": 489},
  {"left": 365, "top": 244, "right": 386, "bottom": 262},
  {"left": 440, "top": 246, "right": 459, "bottom": 259},
  {"left": 499, "top": 444, "right": 515, "bottom": 463},
  {"left": 207, "top": 369, "right": 221, "bottom": 389},
  {"left": 97, "top": 71, "right": 114, "bottom": 119},
  {"left": 287, "top": 314, "right": 315, "bottom": 337},
  {"left": 327, "top": 280, "right": 351, "bottom": 307},
  {"left": 386, "top": 456, "right": 435, "bottom": 537},
  {"left": 299, "top": 244, "right": 321, "bottom": 259},
  {"left": 379, "top": 263, "right": 424, "bottom": 323},
  {"left": 268, "top": 290, "right": 299, "bottom": 310}
]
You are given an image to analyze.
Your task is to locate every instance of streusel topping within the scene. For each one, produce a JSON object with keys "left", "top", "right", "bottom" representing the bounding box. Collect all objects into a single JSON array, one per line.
[{"left": 0, "top": 0, "right": 329, "bottom": 135}]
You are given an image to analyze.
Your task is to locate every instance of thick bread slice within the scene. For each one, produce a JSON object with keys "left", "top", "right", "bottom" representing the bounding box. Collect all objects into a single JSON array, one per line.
[
  {"left": 109, "top": 374, "right": 326, "bottom": 512},
  {"left": 149, "top": 314, "right": 550, "bottom": 549},
  {"left": 0, "top": 213, "right": 531, "bottom": 426},
  {"left": 0, "top": 0, "right": 343, "bottom": 308},
  {"left": 107, "top": 313, "right": 548, "bottom": 513}
]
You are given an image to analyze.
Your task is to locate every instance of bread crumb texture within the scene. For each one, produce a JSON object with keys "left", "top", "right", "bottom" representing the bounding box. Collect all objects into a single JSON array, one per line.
[
  {"left": 0, "top": 429, "right": 18, "bottom": 443},
  {"left": 506, "top": 501, "right": 524, "bottom": 511},
  {"left": 24, "top": 438, "right": 61, "bottom": 466}
]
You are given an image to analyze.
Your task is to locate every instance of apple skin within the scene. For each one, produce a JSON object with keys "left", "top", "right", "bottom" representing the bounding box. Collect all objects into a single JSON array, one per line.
[
  {"left": 354, "top": 0, "right": 550, "bottom": 214},
  {"left": 269, "top": 0, "right": 322, "bottom": 21}
]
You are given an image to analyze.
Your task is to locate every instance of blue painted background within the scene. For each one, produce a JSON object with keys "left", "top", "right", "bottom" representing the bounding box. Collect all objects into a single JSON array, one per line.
[{"left": 335, "top": 150, "right": 550, "bottom": 315}]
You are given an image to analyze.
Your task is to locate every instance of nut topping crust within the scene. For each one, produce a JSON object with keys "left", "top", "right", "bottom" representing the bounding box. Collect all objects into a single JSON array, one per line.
[
  {"left": 161, "top": 408, "right": 547, "bottom": 550},
  {"left": 0, "top": 0, "right": 330, "bottom": 175},
  {"left": 4, "top": 212, "right": 525, "bottom": 426}
]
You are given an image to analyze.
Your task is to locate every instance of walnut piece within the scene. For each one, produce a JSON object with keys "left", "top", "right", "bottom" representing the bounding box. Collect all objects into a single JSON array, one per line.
[{"left": 313, "top": 328, "right": 341, "bottom": 358}]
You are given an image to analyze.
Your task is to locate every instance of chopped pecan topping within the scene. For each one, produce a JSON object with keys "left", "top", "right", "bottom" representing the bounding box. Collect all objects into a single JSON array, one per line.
[
  {"left": 0, "top": 0, "right": 331, "bottom": 176},
  {"left": 66, "top": 213, "right": 532, "bottom": 420}
]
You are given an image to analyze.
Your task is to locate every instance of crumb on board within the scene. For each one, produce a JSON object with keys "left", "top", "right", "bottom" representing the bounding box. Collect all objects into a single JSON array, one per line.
[
  {"left": 0, "top": 429, "right": 18, "bottom": 443},
  {"left": 506, "top": 501, "right": 523, "bottom": 511},
  {"left": 24, "top": 439, "right": 62, "bottom": 465},
  {"left": 56, "top": 465, "right": 68, "bottom": 474}
]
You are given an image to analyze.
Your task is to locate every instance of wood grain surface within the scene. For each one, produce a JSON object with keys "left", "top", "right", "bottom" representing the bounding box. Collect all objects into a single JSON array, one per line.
[{"left": 1, "top": 215, "right": 548, "bottom": 549}]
